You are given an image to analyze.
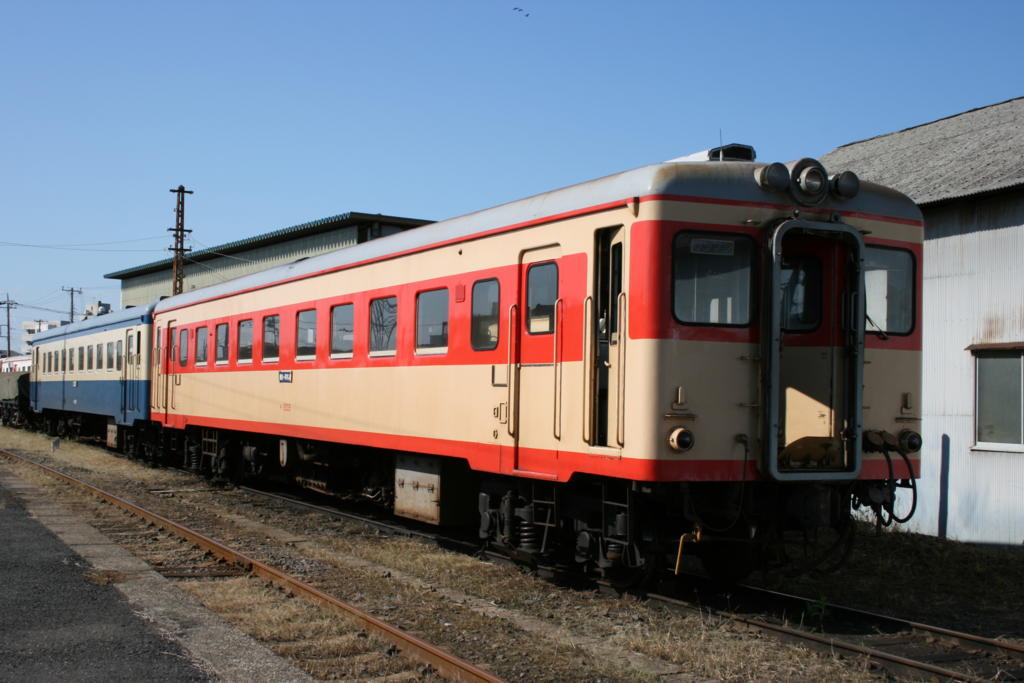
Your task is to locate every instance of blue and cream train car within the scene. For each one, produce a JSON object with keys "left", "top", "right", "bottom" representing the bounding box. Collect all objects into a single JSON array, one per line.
[{"left": 30, "top": 303, "right": 155, "bottom": 445}]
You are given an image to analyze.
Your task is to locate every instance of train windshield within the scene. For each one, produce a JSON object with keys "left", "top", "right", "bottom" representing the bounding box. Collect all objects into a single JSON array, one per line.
[
  {"left": 865, "top": 246, "right": 914, "bottom": 335},
  {"left": 672, "top": 232, "right": 753, "bottom": 326}
]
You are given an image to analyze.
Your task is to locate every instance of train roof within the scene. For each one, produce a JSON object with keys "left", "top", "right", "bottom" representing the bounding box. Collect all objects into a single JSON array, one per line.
[
  {"left": 154, "top": 159, "right": 920, "bottom": 315},
  {"left": 30, "top": 301, "right": 158, "bottom": 345}
]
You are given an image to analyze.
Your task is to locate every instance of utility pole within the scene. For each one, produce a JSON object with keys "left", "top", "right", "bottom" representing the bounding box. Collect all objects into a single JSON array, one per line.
[
  {"left": 168, "top": 185, "right": 194, "bottom": 296},
  {"left": 62, "top": 286, "right": 82, "bottom": 324},
  {"left": 1, "top": 294, "right": 15, "bottom": 358}
]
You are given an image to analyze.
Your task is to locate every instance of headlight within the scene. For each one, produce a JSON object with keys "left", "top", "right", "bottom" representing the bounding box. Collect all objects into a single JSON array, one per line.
[{"left": 668, "top": 427, "right": 695, "bottom": 452}]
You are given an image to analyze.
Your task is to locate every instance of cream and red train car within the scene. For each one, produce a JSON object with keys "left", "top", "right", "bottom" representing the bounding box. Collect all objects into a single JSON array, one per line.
[{"left": 148, "top": 146, "right": 922, "bottom": 576}]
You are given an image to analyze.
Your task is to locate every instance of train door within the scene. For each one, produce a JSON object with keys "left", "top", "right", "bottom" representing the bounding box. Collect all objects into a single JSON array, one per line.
[
  {"left": 508, "top": 245, "right": 562, "bottom": 474},
  {"left": 765, "top": 220, "right": 865, "bottom": 480},
  {"left": 155, "top": 320, "right": 175, "bottom": 421},
  {"left": 121, "top": 328, "right": 133, "bottom": 422},
  {"left": 592, "top": 227, "right": 625, "bottom": 449}
]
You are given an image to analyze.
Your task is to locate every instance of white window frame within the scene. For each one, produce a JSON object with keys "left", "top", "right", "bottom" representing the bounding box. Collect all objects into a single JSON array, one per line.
[{"left": 972, "top": 349, "right": 1024, "bottom": 453}]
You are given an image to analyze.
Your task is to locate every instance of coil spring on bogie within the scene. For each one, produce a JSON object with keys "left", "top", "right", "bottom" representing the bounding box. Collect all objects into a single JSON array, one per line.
[{"left": 518, "top": 518, "right": 539, "bottom": 552}]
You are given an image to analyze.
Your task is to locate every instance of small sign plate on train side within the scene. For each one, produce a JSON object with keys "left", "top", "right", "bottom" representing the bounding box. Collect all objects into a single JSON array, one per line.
[{"left": 279, "top": 371, "right": 292, "bottom": 383}]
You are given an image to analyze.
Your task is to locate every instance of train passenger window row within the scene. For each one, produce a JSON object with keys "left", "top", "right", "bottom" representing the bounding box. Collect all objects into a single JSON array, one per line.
[
  {"left": 38, "top": 340, "right": 127, "bottom": 375},
  {"left": 171, "top": 276, "right": 508, "bottom": 369}
]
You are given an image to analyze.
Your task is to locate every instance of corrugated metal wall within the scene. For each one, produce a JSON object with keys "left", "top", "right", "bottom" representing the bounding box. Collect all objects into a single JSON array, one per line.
[
  {"left": 120, "top": 226, "right": 360, "bottom": 307},
  {"left": 910, "top": 189, "right": 1024, "bottom": 544}
]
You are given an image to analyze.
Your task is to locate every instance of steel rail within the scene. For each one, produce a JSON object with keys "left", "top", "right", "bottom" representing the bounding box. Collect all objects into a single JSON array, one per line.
[
  {"left": 0, "top": 449, "right": 502, "bottom": 683},
  {"left": 644, "top": 587, "right": 1022, "bottom": 682}
]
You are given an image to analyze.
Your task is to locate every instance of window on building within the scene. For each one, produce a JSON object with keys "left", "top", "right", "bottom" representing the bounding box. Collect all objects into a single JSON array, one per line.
[
  {"left": 330, "top": 304, "right": 354, "bottom": 357},
  {"left": 865, "top": 246, "right": 914, "bottom": 335},
  {"left": 238, "top": 320, "right": 253, "bottom": 363},
  {"left": 416, "top": 289, "right": 448, "bottom": 353},
  {"left": 178, "top": 329, "right": 189, "bottom": 366},
  {"left": 527, "top": 262, "right": 558, "bottom": 334},
  {"left": 196, "top": 326, "right": 208, "bottom": 365},
  {"left": 471, "top": 279, "right": 500, "bottom": 351},
  {"left": 672, "top": 232, "right": 753, "bottom": 326},
  {"left": 106, "top": 342, "right": 114, "bottom": 370},
  {"left": 296, "top": 310, "right": 317, "bottom": 360},
  {"left": 975, "top": 350, "right": 1024, "bottom": 449},
  {"left": 262, "top": 315, "right": 279, "bottom": 362},
  {"left": 215, "top": 323, "right": 229, "bottom": 364},
  {"left": 370, "top": 296, "right": 398, "bottom": 354},
  {"left": 116, "top": 340, "right": 123, "bottom": 371}
]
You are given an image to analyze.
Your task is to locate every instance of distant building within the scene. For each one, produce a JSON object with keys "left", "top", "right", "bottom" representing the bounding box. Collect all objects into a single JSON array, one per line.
[
  {"left": 21, "top": 320, "right": 66, "bottom": 353},
  {"left": 823, "top": 96, "right": 1024, "bottom": 544},
  {"left": 82, "top": 301, "right": 111, "bottom": 318},
  {"left": 104, "top": 211, "right": 432, "bottom": 308}
]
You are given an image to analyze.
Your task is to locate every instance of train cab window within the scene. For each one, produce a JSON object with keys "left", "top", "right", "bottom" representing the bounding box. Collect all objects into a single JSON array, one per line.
[
  {"left": 116, "top": 340, "right": 123, "bottom": 371},
  {"left": 196, "top": 326, "right": 209, "bottom": 365},
  {"left": 672, "top": 233, "right": 753, "bottom": 326},
  {"left": 369, "top": 296, "right": 398, "bottom": 355},
  {"left": 96, "top": 344, "right": 104, "bottom": 370},
  {"left": 865, "top": 246, "right": 914, "bottom": 335},
  {"left": 178, "top": 329, "right": 189, "bottom": 366},
  {"left": 87, "top": 345, "right": 94, "bottom": 370},
  {"left": 780, "top": 257, "right": 822, "bottom": 331},
  {"left": 237, "top": 320, "right": 253, "bottom": 363},
  {"left": 215, "top": 323, "right": 229, "bottom": 364},
  {"left": 416, "top": 289, "right": 448, "bottom": 353},
  {"left": 296, "top": 310, "right": 317, "bottom": 360},
  {"left": 262, "top": 315, "right": 280, "bottom": 362},
  {"left": 106, "top": 342, "right": 114, "bottom": 370},
  {"left": 330, "top": 304, "right": 354, "bottom": 358},
  {"left": 527, "top": 262, "right": 558, "bottom": 335},
  {"left": 471, "top": 279, "right": 500, "bottom": 351}
]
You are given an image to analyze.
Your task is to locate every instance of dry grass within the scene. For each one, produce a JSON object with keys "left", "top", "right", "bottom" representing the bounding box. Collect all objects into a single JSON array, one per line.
[{"left": 181, "top": 577, "right": 427, "bottom": 680}]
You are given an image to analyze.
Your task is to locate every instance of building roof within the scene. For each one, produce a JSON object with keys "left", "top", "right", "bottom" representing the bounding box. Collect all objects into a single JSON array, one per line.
[
  {"left": 104, "top": 211, "right": 432, "bottom": 280},
  {"left": 821, "top": 96, "right": 1024, "bottom": 206}
]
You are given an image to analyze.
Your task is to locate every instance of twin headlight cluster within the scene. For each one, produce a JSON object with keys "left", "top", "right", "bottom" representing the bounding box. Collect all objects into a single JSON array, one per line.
[{"left": 757, "top": 157, "right": 860, "bottom": 206}]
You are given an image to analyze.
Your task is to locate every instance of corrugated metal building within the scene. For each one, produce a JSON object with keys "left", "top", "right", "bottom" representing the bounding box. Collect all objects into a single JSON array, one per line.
[
  {"left": 823, "top": 96, "right": 1024, "bottom": 544},
  {"left": 105, "top": 211, "right": 432, "bottom": 308}
]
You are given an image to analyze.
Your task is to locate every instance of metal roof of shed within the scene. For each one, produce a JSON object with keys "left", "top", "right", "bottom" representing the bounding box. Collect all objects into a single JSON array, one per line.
[
  {"left": 821, "top": 96, "right": 1024, "bottom": 206},
  {"left": 104, "top": 211, "right": 432, "bottom": 280}
]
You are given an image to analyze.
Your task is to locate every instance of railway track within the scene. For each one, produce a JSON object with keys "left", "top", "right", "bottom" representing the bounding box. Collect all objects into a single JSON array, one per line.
[
  {"left": 215, "top": 478, "right": 1024, "bottom": 681},
  {"left": 242, "top": 482, "right": 1024, "bottom": 681},
  {"left": 6, "top": 440, "right": 1023, "bottom": 681},
  {"left": 0, "top": 448, "right": 500, "bottom": 683},
  {"left": 650, "top": 583, "right": 1024, "bottom": 681}
]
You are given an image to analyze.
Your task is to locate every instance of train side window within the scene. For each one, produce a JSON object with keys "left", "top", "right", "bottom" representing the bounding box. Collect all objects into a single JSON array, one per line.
[
  {"left": 78, "top": 347, "right": 84, "bottom": 371},
  {"left": 330, "top": 304, "right": 354, "bottom": 358},
  {"left": 237, "top": 320, "right": 253, "bottom": 363},
  {"left": 68, "top": 347, "right": 75, "bottom": 372},
  {"left": 527, "top": 262, "right": 558, "bottom": 335},
  {"left": 215, "top": 323, "right": 229, "bottom": 364},
  {"left": 106, "top": 342, "right": 114, "bottom": 371},
  {"left": 116, "top": 340, "right": 123, "bottom": 371},
  {"left": 196, "top": 326, "right": 209, "bottom": 365},
  {"left": 865, "top": 246, "right": 914, "bottom": 336},
  {"left": 369, "top": 296, "right": 398, "bottom": 355},
  {"left": 136, "top": 331, "right": 142, "bottom": 365},
  {"left": 672, "top": 232, "right": 753, "bottom": 326},
  {"left": 471, "top": 279, "right": 500, "bottom": 351},
  {"left": 87, "top": 345, "right": 94, "bottom": 370},
  {"left": 96, "top": 344, "right": 104, "bottom": 370},
  {"left": 61, "top": 349, "right": 66, "bottom": 372},
  {"left": 296, "top": 309, "right": 317, "bottom": 360},
  {"left": 416, "top": 289, "right": 448, "bottom": 354},
  {"left": 262, "top": 315, "right": 280, "bottom": 362},
  {"left": 178, "top": 329, "right": 189, "bottom": 366}
]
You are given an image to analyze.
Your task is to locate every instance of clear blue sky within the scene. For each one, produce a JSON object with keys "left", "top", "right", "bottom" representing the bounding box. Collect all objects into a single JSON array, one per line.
[{"left": 2, "top": 0, "right": 1021, "bottom": 351}]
